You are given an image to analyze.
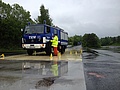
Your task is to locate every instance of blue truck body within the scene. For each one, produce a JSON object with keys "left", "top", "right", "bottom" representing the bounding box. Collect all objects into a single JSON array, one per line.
[{"left": 22, "top": 24, "right": 68, "bottom": 55}]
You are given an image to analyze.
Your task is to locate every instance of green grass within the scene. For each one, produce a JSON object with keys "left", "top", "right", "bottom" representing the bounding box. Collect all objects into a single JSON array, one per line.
[
  {"left": 0, "top": 48, "right": 26, "bottom": 53},
  {"left": 111, "top": 43, "right": 120, "bottom": 46}
]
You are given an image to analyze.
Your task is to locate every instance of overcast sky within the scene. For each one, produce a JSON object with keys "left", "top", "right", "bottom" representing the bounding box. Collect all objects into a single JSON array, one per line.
[{"left": 2, "top": 0, "right": 120, "bottom": 38}]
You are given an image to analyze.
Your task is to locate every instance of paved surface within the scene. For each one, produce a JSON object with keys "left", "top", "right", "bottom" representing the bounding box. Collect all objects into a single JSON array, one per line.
[
  {"left": 0, "top": 60, "right": 86, "bottom": 90},
  {"left": 3, "top": 53, "right": 82, "bottom": 61},
  {"left": 83, "top": 49, "right": 120, "bottom": 90},
  {"left": 1, "top": 45, "right": 119, "bottom": 90},
  {"left": 0, "top": 46, "right": 86, "bottom": 90}
]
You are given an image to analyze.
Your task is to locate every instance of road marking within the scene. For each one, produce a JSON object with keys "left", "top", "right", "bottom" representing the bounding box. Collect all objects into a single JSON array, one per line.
[{"left": 88, "top": 72, "right": 105, "bottom": 78}]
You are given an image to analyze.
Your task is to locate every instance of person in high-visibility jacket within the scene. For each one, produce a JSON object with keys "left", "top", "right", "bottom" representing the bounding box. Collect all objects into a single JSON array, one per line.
[{"left": 50, "top": 34, "right": 58, "bottom": 56}]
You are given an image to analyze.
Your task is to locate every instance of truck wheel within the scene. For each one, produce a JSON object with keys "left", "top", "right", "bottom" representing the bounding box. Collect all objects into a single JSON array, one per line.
[
  {"left": 27, "top": 50, "right": 33, "bottom": 55},
  {"left": 45, "top": 42, "right": 51, "bottom": 55},
  {"left": 61, "top": 46, "right": 65, "bottom": 54},
  {"left": 46, "top": 48, "right": 51, "bottom": 55}
]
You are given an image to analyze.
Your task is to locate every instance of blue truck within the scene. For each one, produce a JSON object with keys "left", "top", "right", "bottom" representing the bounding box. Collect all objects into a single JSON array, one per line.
[{"left": 22, "top": 24, "right": 68, "bottom": 55}]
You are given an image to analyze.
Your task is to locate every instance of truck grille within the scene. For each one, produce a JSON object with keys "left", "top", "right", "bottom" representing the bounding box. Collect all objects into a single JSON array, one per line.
[{"left": 26, "top": 38, "right": 43, "bottom": 43}]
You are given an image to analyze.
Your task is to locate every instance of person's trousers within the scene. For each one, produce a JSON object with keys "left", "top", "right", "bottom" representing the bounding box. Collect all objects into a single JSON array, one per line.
[{"left": 53, "top": 47, "right": 58, "bottom": 56}]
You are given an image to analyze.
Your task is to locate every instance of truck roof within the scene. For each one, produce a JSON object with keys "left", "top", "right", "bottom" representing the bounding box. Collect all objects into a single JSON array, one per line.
[{"left": 27, "top": 24, "right": 68, "bottom": 34}]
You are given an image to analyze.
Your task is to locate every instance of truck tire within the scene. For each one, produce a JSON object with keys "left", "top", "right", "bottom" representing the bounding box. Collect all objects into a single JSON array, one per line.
[
  {"left": 45, "top": 42, "right": 51, "bottom": 55},
  {"left": 61, "top": 46, "right": 65, "bottom": 54},
  {"left": 27, "top": 50, "right": 33, "bottom": 55}
]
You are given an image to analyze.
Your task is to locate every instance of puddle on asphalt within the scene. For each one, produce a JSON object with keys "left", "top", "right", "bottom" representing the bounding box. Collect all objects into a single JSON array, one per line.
[
  {"left": 82, "top": 52, "right": 98, "bottom": 59},
  {"left": 0, "top": 60, "right": 68, "bottom": 90}
]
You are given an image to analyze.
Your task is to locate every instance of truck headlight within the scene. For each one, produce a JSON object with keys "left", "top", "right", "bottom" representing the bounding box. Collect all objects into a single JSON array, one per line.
[{"left": 43, "top": 37, "right": 46, "bottom": 43}]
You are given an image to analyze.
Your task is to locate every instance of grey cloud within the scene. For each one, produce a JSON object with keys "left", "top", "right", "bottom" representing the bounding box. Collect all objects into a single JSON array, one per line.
[{"left": 2, "top": 0, "right": 120, "bottom": 38}]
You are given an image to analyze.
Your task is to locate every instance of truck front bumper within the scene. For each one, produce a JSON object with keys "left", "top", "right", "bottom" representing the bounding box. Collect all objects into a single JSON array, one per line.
[{"left": 22, "top": 44, "right": 46, "bottom": 49}]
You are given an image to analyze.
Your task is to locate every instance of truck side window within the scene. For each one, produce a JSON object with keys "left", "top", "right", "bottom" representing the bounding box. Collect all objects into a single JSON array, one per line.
[
  {"left": 65, "top": 33, "right": 68, "bottom": 40},
  {"left": 46, "top": 26, "right": 50, "bottom": 33},
  {"left": 54, "top": 29, "right": 57, "bottom": 34}
]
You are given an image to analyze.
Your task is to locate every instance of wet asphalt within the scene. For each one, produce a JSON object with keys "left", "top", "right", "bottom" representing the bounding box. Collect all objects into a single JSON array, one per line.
[
  {"left": 0, "top": 46, "right": 120, "bottom": 90},
  {"left": 0, "top": 60, "right": 85, "bottom": 90},
  {"left": 83, "top": 49, "right": 120, "bottom": 90}
]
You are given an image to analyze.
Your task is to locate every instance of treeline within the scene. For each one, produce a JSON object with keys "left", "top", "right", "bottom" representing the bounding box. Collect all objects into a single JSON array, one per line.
[
  {"left": 0, "top": 1, "right": 52, "bottom": 49},
  {"left": 69, "top": 34, "right": 120, "bottom": 48},
  {"left": 100, "top": 36, "right": 120, "bottom": 46},
  {"left": 68, "top": 33, "right": 101, "bottom": 48}
]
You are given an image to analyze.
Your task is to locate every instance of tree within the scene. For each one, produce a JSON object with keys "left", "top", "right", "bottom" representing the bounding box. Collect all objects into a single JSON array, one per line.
[
  {"left": 68, "top": 37, "right": 73, "bottom": 45},
  {"left": 117, "top": 36, "right": 120, "bottom": 43},
  {"left": 73, "top": 35, "right": 82, "bottom": 46},
  {"left": 100, "top": 37, "right": 112, "bottom": 46},
  {"left": 68, "top": 35, "right": 82, "bottom": 46},
  {"left": 83, "top": 33, "right": 101, "bottom": 48},
  {"left": 35, "top": 5, "right": 53, "bottom": 25},
  {"left": 12, "top": 4, "right": 33, "bottom": 28},
  {"left": 100, "top": 36, "right": 120, "bottom": 46},
  {"left": 0, "top": 1, "right": 34, "bottom": 49}
]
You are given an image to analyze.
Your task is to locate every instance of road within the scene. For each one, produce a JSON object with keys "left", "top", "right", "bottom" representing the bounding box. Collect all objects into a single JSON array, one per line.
[
  {"left": 83, "top": 49, "right": 120, "bottom": 90},
  {"left": 0, "top": 46, "right": 86, "bottom": 90},
  {"left": 0, "top": 46, "right": 120, "bottom": 90}
]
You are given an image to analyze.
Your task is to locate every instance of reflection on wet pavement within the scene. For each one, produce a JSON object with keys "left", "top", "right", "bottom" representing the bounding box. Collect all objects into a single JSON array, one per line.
[
  {"left": 0, "top": 60, "right": 68, "bottom": 90},
  {"left": 22, "top": 60, "right": 68, "bottom": 77}
]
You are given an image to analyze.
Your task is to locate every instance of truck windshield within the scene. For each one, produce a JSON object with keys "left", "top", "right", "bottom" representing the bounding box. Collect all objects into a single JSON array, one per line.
[{"left": 24, "top": 25, "right": 44, "bottom": 34}]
